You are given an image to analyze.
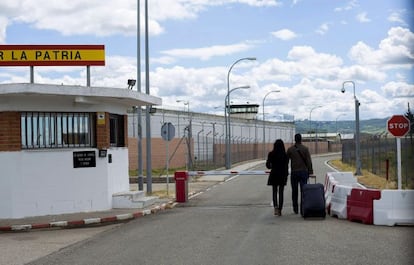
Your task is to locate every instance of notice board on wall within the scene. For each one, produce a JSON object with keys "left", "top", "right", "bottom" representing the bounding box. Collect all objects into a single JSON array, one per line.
[{"left": 73, "top": 151, "right": 96, "bottom": 168}]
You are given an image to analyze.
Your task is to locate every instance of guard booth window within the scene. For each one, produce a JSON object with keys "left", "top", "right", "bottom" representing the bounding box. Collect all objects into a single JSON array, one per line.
[
  {"left": 21, "top": 112, "right": 96, "bottom": 149},
  {"left": 109, "top": 114, "right": 125, "bottom": 147}
]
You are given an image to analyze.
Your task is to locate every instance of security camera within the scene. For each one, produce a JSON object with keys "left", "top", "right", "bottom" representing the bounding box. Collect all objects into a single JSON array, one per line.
[{"left": 341, "top": 88, "right": 346, "bottom": 93}]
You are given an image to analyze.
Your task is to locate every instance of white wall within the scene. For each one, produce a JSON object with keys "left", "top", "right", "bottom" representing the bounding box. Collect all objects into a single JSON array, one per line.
[
  {"left": 107, "top": 148, "right": 130, "bottom": 201},
  {"left": 0, "top": 148, "right": 129, "bottom": 218}
]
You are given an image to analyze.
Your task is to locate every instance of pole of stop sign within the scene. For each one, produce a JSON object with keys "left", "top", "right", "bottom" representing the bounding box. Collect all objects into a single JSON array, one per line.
[
  {"left": 387, "top": 115, "right": 410, "bottom": 189},
  {"left": 396, "top": 137, "right": 402, "bottom": 189}
]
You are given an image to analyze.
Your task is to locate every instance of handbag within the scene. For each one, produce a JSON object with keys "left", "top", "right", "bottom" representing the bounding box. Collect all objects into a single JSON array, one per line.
[{"left": 266, "top": 160, "right": 272, "bottom": 169}]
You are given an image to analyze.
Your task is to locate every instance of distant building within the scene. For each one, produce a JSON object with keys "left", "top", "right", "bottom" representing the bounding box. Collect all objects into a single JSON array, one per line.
[{"left": 229, "top": 104, "right": 259, "bottom": 120}]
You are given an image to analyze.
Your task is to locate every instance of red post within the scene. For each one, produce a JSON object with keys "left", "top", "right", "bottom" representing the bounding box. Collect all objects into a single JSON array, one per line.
[
  {"left": 174, "top": 171, "right": 189, "bottom": 203},
  {"left": 385, "top": 159, "right": 389, "bottom": 181}
]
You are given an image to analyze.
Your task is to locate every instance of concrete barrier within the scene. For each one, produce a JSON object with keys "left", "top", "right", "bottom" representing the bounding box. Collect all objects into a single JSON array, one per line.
[
  {"left": 325, "top": 172, "right": 366, "bottom": 215},
  {"left": 373, "top": 190, "right": 414, "bottom": 226},
  {"left": 325, "top": 171, "right": 413, "bottom": 227},
  {"left": 347, "top": 188, "right": 381, "bottom": 224},
  {"left": 324, "top": 174, "right": 338, "bottom": 214},
  {"left": 330, "top": 185, "right": 353, "bottom": 219}
]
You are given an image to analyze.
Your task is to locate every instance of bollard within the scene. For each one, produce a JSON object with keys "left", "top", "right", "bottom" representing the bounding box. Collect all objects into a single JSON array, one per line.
[{"left": 174, "top": 171, "right": 189, "bottom": 203}]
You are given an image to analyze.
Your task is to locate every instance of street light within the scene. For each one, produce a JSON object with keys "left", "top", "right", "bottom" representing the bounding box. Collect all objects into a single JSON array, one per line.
[
  {"left": 225, "top": 57, "right": 256, "bottom": 169},
  {"left": 262, "top": 90, "right": 280, "bottom": 158},
  {"left": 176, "top": 100, "right": 192, "bottom": 170},
  {"left": 309, "top": 105, "right": 322, "bottom": 154},
  {"left": 127, "top": 79, "right": 136, "bottom": 89},
  {"left": 309, "top": 105, "right": 322, "bottom": 134},
  {"left": 225, "top": 85, "right": 250, "bottom": 169},
  {"left": 335, "top": 113, "right": 346, "bottom": 135},
  {"left": 342, "top": 80, "right": 362, "bottom": 176}
]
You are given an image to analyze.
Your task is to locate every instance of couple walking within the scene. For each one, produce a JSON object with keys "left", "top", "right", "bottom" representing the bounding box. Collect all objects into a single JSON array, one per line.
[{"left": 265, "top": 133, "right": 313, "bottom": 216}]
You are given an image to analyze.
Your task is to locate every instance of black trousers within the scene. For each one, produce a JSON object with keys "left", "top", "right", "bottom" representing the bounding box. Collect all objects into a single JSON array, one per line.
[
  {"left": 290, "top": 170, "right": 309, "bottom": 212},
  {"left": 272, "top": 185, "right": 284, "bottom": 210}
]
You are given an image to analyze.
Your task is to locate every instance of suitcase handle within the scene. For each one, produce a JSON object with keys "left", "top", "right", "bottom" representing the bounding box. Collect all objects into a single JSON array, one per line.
[{"left": 308, "top": 174, "right": 316, "bottom": 184}]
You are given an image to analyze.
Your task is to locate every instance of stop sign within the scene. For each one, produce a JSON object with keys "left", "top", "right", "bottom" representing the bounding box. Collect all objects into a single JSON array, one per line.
[{"left": 387, "top": 115, "right": 410, "bottom": 137}]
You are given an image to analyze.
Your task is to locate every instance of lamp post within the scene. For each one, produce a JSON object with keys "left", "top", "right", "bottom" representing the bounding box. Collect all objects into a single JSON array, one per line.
[
  {"left": 335, "top": 113, "right": 346, "bottom": 135},
  {"left": 309, "top": 105, "right": 322, "bottom": 154},
  {"left": 176, "top": 100, "right": 191, "bottom": 170},
  {"left": 211, "top": 122, "right": 216, "bottom": 166},
  {"left": 309, "top": 105, "right": 322, "bottom": 134},
  {"left": 225, "top": 85, "right": 251, "bottom": 169},
  {"left": 342, "top": 81, "right": 362, "bottom": 176},
  {"left": 225, "top": 57, "right": 256, "bottom": 169},
  {"left": 144, "top": 0, "right": 152, "bottom": 194},
  {"left": 136, "top": 0, "right": 143, "bottom": 191},
  {"left": 262, "top": 90, "right": 280, "bottom": 158}
]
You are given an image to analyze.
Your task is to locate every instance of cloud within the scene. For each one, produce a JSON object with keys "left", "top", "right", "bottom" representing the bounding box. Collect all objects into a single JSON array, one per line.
[
  {"left": 0, "top": 0, "right": 281, "bottom": 38},
  {"left": 334, "top": 0, "right": 359, "bottom": 12},
  {"left": 382, "top": 81, "right": 414, "bottom": 98},
  {"left": 0, "top": 16, "right": 7, "bottom": 43},
  {"left": 250, "top": 46, "right": 345, "bottom": 88},
  {"left": 356, "top": 12, "right": 371, "bottom": 23},
  {"left": 160, "top": 42, "right": 255, "bottom": 61},
  {"left": 388, "top": 10, "right": 408, "bottom": 26},
  {"left": 315, "top": 23, "right": 330, "bottom": 35},
  {"left": 287, "top": 46, "right": 343, "bottom": 68},
  {"left": 0, "top": 0, "right": 412, "bottom": 121},
  {"left": 151, "top": 56, "right": 177, "bottom": 65},
  {"left": 339, "top": 65, "right": 387, "bottom": 83},
  {"left": 152, "top": 65, "right": 225, "bottom": 97},
  {"left": 348, "top": 27, "right": 414, "bottom": 66},
  {"left": 271, "top": 29, "right": 298, "bottom": 40}
]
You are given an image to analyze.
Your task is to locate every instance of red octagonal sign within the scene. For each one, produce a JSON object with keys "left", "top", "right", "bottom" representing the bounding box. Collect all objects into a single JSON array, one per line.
[{"left": 387, "top": 115, "right": 410, "bottom": 137}]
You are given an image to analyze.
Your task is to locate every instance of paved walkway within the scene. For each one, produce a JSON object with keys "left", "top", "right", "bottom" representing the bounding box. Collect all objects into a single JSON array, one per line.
[{"left": 0, "top": 160, "right": 264, "bottom": 232}]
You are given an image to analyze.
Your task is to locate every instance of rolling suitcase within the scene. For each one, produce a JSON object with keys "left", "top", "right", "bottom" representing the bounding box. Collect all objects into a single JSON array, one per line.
[{"left": 301, "top": 183, "right": 326, "bottom": 218}]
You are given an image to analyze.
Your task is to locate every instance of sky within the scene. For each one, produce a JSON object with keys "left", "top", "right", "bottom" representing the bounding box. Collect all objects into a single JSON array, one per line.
[{"left": 0, "top": 0, "right": 413, "bottom": 122}]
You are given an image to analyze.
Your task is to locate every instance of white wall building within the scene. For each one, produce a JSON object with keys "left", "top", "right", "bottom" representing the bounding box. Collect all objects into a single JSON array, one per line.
[{"left": 0, "top": 83, "right": 161, "bottom": 218}]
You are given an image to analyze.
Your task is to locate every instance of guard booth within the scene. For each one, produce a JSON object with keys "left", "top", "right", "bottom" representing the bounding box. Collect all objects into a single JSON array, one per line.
[{"left": 0, "top": 83, "right": 161, "bottom": 218}]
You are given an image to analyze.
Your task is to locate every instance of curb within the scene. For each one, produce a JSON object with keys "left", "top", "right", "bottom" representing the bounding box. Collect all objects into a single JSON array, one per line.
[
  {"left": 0, "top": 201, "right": 178, "bottom": 232},
  {"left": 0, "top": 161, "right": 260, "bottom": 233}
]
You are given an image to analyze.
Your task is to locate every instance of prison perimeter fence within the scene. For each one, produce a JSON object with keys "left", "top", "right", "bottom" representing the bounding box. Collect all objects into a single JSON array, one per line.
[{"left": 342, "top": 135, "right": 414, "bottom": 189}]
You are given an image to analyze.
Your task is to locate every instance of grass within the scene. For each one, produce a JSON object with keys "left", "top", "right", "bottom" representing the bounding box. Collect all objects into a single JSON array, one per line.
[{"left": 329, "top": 159, "right": 397, "bottom": 189}]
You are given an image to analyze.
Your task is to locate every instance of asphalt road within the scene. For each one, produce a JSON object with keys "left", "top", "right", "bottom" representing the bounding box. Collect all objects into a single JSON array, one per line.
[{"left": 7, "top": 154, "right": 414, "bottom": 265}]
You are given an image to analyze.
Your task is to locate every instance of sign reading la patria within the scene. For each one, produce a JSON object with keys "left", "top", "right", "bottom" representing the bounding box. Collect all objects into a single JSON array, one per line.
[{"left": 0, "top": 44, "right": 105, "bottom": 66}]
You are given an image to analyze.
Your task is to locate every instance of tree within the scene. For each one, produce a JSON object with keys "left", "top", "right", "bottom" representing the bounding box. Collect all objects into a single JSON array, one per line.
[{"left": 405, "top": 102, "right": 413, "bottom": 146}]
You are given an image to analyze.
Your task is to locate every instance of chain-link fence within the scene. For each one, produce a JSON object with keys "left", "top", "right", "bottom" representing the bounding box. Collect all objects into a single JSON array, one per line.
[{"left": 342, "top": 135, "right": 414, "bottom": 188}]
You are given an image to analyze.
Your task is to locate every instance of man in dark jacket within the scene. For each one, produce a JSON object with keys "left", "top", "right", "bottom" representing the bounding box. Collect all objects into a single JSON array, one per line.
[{"left": 286, "top": 133, "right": 313, "bottom": 214}]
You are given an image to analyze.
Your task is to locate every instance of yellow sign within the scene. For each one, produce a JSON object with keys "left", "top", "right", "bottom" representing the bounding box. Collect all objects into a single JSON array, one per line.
[
  {"left": 97, "top": 112, "right": 106, "bottom": 125},
  {"left": 0, "top": 45, "right": 105, "bottom": 66}
]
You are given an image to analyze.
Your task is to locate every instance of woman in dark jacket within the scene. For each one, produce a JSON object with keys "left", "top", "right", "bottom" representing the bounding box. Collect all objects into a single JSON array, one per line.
[{"left": 266, "top": 139, "right": 288, "bottom": 216}]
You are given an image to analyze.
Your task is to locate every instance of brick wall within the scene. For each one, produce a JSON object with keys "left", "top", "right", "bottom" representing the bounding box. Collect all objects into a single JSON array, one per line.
[
  {"left": 96, "top": 112, "right": 110, "bottom": 149},
  {"left": 0, "top": 111, "right": 21, "bottom": 151},
  {"left": 128, "top": 137, "right": 188, "bottom": 170},
  {"left": 97, "top": 113, "right": 129, "bottom": 149}
]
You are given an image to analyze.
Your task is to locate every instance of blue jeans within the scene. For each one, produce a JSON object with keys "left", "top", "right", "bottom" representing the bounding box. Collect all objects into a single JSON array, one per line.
[{"left": 290, "top": 170, "right": 309, "bottom": 212}]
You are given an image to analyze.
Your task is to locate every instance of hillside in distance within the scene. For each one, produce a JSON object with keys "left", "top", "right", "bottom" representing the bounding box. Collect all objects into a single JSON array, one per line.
[{"left": 295, "top": 118, "right": 389, "bottom": 135}]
